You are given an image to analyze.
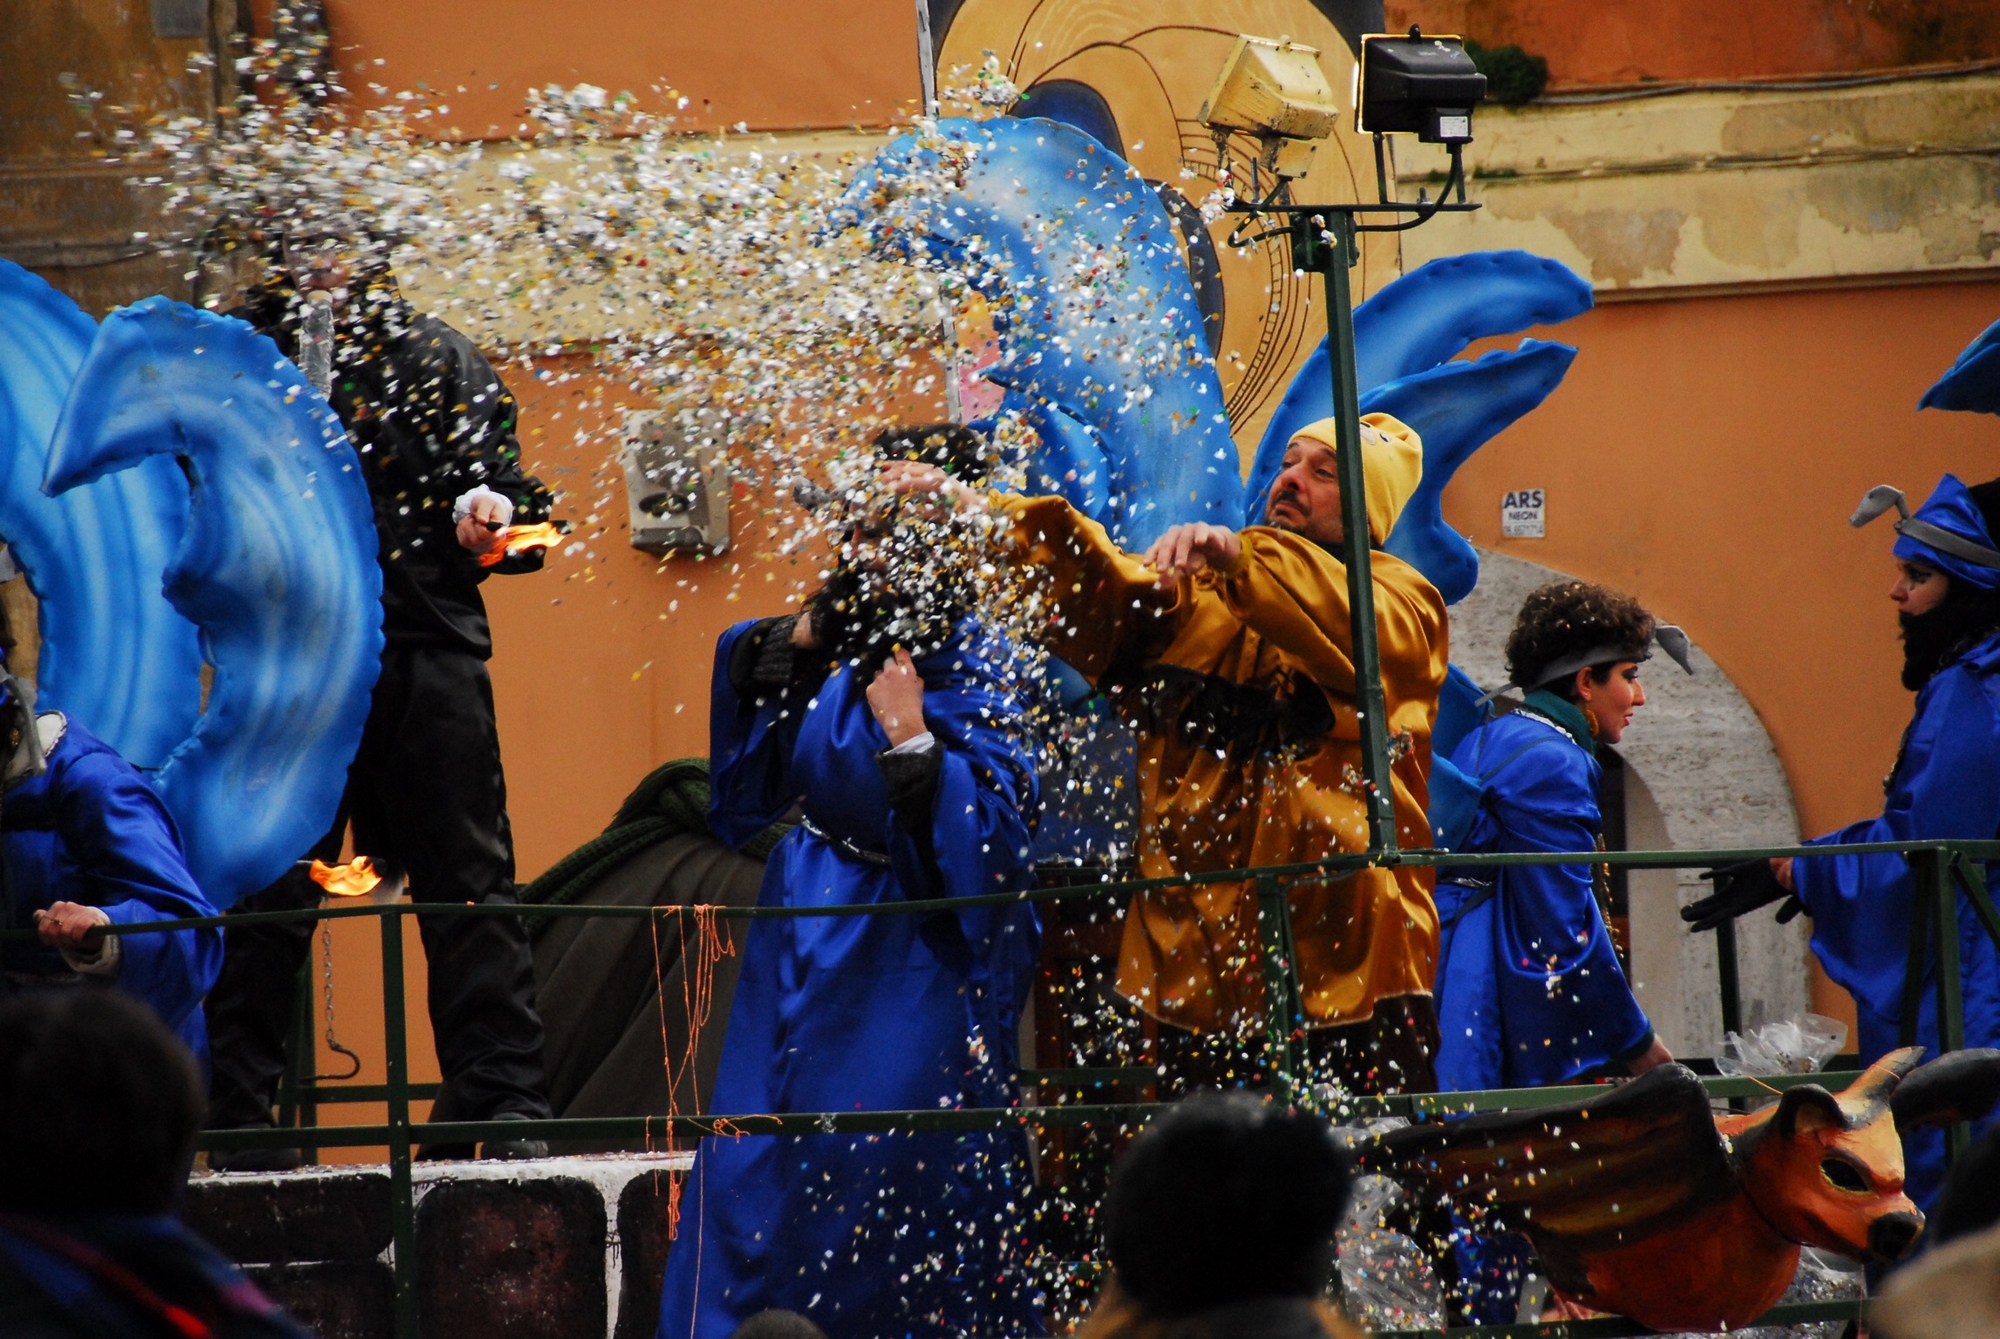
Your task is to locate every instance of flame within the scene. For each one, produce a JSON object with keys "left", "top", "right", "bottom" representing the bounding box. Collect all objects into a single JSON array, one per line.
[
  {"left": 310, "top": 856, "right": 384, "bottom": 898},
  {"left": 477, "top": 521, "right": 566, "bottom": 568}
]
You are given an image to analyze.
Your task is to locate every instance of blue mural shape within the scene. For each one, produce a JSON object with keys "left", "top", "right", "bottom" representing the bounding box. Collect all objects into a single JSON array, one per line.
[
  {"left": 1373, "top": 340, "right": 1579, "bottom": 606},
  {"left": 1920, "top": 317, "right": 2000, "bottom": 415},
  {"left": 845, "top": 115, "right": 1243, "bottom": 549},
  {"left": 1246, "top": 250, "right": 1594, "bottom": 604},
  {"left": 47, "top": 298, "right": 383, "bottom": 908},
  {"left": 0, "top": 259, "right": 201, "bottom": 768}
]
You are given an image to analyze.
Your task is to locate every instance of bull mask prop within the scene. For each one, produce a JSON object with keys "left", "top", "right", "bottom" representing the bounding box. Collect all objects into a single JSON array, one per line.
[{"left": 1356, "top": 1047, "right": 2000, "bottom": 1332}]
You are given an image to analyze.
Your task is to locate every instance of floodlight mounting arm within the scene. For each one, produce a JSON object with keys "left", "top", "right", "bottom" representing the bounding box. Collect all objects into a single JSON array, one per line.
[{"left": 1219, "top": 177, "right": 1478, "bottom": 857}]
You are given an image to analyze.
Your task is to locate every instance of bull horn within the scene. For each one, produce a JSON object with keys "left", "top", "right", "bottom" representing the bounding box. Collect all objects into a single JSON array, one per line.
[
  {"left": 1839, "top": 1046, "right": 1928, "bottom": 1127},
  {"left": 1894, "top": 1049, "right": 2000, "bottom": 1132},
  {"left": 1775, "top": 1083, "right": 1846, "bottom": 1137}
]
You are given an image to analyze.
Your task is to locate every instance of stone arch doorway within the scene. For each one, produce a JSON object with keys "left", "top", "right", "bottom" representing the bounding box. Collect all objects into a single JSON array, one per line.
[{"left": 1449, "top": 548, "right": 1810, "bottom": 1058}]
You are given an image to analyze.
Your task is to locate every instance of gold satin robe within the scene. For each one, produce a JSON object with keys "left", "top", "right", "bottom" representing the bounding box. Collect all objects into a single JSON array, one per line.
[{"left": 999, "top": 494, "right": 1448, "bottom": 1035}]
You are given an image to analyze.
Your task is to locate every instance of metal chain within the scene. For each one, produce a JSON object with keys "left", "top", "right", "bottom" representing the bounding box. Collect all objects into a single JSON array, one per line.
[{"left": 315, "top": 918, "right": 362, "bottom": 1082}]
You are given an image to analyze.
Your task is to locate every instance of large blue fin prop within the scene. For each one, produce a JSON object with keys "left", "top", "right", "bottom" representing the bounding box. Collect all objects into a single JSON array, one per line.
[
  {"left": 1375, "top": 341, "right": 1579, "bottom": 605},
  {"left": 0, "top": 260, "right": 201, "bottom": 767},
  {"left": 1920, "top": 318, "right": 2000, "bottom": 415},
  {"left": 844, "top": 116, "right": 1242, "bottom": 548},
  {"left": 1351, "top": 250, "right": 1593, "bottom": 394},
  {"left": 1245, "top": 251, "right": 1592, "bottom": 602},
  {"left": 47, "top": 298, "right": 383, "bottom": 908}
]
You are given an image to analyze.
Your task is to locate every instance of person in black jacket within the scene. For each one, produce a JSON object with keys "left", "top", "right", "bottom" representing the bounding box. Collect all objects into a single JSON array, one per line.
[{"left": 204, "top": 233, "right": 555, "bottom": 1165}]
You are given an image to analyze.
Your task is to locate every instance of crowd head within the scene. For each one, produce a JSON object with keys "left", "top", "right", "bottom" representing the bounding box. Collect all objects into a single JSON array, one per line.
[
  {"left": 0, "top": 988, "right": 204, "bottom": 1215},
  {"left": 1103, "top": 1092, "right": 1352, "bottom": 1319}
]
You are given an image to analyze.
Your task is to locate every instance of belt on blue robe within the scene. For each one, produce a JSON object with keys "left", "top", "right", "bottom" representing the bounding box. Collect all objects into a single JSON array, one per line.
[
  {"left": 1436, "top": 877, "right": 1498, "bottom": 934},
  {"left": 799, "top": 814, "right": 893, "bottom": 869}
]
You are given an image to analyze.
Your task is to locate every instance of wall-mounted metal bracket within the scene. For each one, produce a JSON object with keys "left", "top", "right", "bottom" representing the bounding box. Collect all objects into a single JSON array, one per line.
[{"left": 620, "top": 411, "right": 730, "bottom": 556}]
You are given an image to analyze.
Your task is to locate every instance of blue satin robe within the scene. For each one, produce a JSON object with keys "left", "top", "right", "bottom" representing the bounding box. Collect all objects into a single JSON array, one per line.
[
  {"left": 1, "top": 720, "right": 221, "bottom": 1061},
  {"left": 1433, "top": 705, "right": 1653, "bottom": 1092},
  {"left": 1795, "top": 630, "right": 2000, "bottom": 1213},
  {"left": 656, "top": 620, "right": 1044, "bottom": 1339}
]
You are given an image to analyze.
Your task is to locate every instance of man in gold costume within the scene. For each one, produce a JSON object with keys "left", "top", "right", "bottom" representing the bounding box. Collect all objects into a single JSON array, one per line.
[{"left": 887, "top": 414, "right": 1447, "bottom": 1095}]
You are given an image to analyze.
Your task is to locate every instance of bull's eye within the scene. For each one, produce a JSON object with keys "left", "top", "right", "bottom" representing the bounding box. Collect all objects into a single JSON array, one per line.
[{"left": 1821, "top": 1157, "right": 1869, "bottom": 1192}]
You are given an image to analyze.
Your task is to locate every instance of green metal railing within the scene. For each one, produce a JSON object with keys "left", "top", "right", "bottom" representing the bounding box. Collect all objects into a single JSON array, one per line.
[{"left": 26, "top": 836, "right": 1996, "bottom": 1338}]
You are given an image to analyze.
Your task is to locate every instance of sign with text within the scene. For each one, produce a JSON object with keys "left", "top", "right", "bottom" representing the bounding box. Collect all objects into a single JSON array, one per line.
[{"left": 1501, "top": 489, "right": 1546, "bottom": 538}]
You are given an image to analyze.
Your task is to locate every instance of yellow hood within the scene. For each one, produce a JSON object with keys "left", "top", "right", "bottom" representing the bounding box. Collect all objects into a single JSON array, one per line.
[{"left": 1281, "top": 413, "right": 1423, "bottom": 545}]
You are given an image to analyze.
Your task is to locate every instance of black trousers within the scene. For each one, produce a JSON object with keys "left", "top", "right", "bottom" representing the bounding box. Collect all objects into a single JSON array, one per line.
[{"left": 205, "top": 645, "right": 552, "bottom": 1132}]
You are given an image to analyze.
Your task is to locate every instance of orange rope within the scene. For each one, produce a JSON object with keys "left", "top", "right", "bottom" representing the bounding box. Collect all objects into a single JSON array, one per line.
[
  {"left": 651, "top": 903, "right": 739, "bottom": 1241},
  {"left": 648, "top": 908, "right": 688, "bottom": 1236}
]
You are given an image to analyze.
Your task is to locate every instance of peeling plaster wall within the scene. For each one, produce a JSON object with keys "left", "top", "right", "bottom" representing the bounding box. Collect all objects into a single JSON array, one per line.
[
  {"left": 1397, "top": 73, "right": 2000, "bottom": 292},
  {"left": 1448, "top": 549, "right": 1808, "bottom": 1058},
  {"left": 1383, "top": 0, "right": 2000, "bottom": 87}
]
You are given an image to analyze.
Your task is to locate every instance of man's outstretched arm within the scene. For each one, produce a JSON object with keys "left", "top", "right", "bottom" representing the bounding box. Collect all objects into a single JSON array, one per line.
[
  {"left": 882, "top": 462, "right": 1176, "bottom": 680},
  {"left": 1142, "top": 520, "right": 1446, "bottom": 699}
]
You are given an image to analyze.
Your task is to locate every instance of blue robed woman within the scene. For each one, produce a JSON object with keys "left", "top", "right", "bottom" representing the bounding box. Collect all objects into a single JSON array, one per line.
[
  {"left": 0, "top": 629, "right": 218, "bottom": 1063},
  {"left": 1434, "top": 581, "right": 1685, "bottom": 1093},
  {"left": 657, "top": 426, "right": 1044, "bottom": 1339},
  {"left": 1432, "top": 581, "right": 1690, "bottom": 1323}
]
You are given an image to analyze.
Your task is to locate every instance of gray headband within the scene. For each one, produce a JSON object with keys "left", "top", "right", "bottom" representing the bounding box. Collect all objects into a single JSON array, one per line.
[
  {"left": 1850, "top": 484, "right": 2000, "bottom": 571},
  {"left": 1483, "top": 624, "right": 1694, "bottom": 703}
]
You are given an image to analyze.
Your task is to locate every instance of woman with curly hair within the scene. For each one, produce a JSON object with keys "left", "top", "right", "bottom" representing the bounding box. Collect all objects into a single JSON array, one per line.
[
  {"left": 1434, "top": 580, "right": 1686, "bottom": 1094},
  {"left": 1431, "top": 581, "right": 1689, "bottom": 1324}
]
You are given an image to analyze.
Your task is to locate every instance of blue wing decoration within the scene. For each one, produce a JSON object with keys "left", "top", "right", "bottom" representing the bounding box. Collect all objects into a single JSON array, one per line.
[
  {"left": 1920, "top": 318, "right": 2000, "bottom": 415},
  {"left": 1350, "top": 249, "right": 1593, "bottom": 395},
  {"left": 1375, "top": 341, "right": 1579, "bottom": 605},
  {"left": 0, "top": 259, "right": 201, "bottom": 767},
  {"left": 1245, "top": 250, "right": 1592, "bottom": 603},
  {"left": 46, "top": 298, "right": 383, "bottom": 908},
  {"left": 844, "top": 115, "right": 1242, "bottom": 549}
]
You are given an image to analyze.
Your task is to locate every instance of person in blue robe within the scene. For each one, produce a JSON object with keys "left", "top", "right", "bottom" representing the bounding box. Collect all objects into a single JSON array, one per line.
[
  {"left": 657, "top": 426, "right": 1044, "bottom": 1339},
  {"left": 1434, "top": 581, "right": 1689, "bottom": 1324},
  {"left": 1435, "top": 581, "right": 1685, "bottom": 1094},
  {"left": 1687, "top": 472, "right": 2000, "bottom": 1215},
  {"left": 0, "top": 646, "right": 219, "bottom": 1063}
]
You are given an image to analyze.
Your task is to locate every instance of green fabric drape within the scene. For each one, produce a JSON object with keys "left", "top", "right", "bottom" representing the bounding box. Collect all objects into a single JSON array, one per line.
[{"left": 518, "top": 757, "right": 791, "bottom": 936}]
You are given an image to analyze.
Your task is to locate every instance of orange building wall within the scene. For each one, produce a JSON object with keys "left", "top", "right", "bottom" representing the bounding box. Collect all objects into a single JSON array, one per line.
[
  {"left": 1446, "top": 279, "right": 2000, "bottom": 842},
  {"left": 1384, "top": 0, "right": 2000, "bottom": 87},
  {"left": 321, "top": 0, "right": 921, "bottom": 134}
]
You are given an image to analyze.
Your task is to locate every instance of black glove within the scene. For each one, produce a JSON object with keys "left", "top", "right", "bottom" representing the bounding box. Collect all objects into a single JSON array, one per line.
[{"left": 1682, "top": 859, "right": 1803, "bottom": 933}]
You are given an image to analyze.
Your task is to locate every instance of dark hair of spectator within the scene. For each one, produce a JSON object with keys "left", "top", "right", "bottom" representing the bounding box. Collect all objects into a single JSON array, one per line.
[
  {"left": 1505, "top": 580, "right": 1656, "bottom": 701},
  {"left": 1102, "top": 1091, "right": 1351, "bottom": 1318},
  {"left": 1929, "top": 1122, "right": 2000, "bottom": 1245},
  {"left": 726, "top": 1309, "right": 830, "bottom": 1339},
  {"left": 0, "top": 989, "right": 204, "bottom": 1214},
  {"left": 869, "top": 423, "right": 998, "bottom": 484}
]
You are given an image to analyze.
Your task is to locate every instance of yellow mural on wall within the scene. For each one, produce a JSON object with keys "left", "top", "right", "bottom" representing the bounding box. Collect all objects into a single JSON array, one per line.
[{"left": 936, "top": 0, "right": 1405, "bottom": 468}]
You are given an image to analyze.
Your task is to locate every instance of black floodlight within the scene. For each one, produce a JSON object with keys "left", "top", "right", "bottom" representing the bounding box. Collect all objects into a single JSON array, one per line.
[{"left": 1356, "top": 28, "right": 1486, "bottom": 144}]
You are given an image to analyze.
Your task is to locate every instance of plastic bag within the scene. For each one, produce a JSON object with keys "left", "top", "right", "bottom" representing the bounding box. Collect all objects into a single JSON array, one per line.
[
  {"left": 1335, "top": 1174, "right": 1444, "bottom": 1332},
  {"left": 1717, "top": 1014, "right": 1849, "bottom": 1078}
]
